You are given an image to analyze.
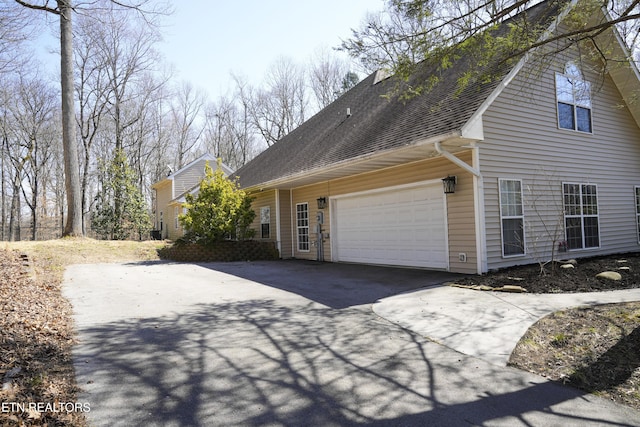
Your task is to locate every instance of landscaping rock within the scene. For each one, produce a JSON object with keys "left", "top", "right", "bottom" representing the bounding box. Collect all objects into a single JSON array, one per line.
[
  {"left": 498, "top": 285, "right": 528, "bottom": 293},
  {"left": 596, "top": 271, "right": 622, "bottom": 281},
  {"left": 448, "top": 283, "right": 527, "bottom": 293}
]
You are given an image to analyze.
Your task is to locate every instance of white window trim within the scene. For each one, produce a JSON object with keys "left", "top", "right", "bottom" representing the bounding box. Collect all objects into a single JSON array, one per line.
[
  {"left": 498, "top": 178, "right": 526, "bottom": 258},
  {"left": 562, "top": 182, "right": 601, "bottom": 250},
  {"left": 555, "top": 67, "right": 593, "bottom": 134},
  {"left": 296, "top": 202, "right": 310, "bottom": 252},
  {"left": 635, "top": 186, "right": 640, "bottom": 244},
  {"left": 260, "top": 206, "right": 271, "bottom": 239}
]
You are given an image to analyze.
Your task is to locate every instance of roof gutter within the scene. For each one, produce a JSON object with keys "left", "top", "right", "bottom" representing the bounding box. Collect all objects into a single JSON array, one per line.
[
  {"left": 243, "top": 132, "right": 462, "bottom": 192},
  {"left": 434, "top": 141, "right": 480, "bottom": 176}
]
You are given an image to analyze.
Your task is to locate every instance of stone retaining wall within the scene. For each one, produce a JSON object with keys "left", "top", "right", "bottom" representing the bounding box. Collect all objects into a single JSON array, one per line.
[{"left": 158, "top": 240, "right": 279, "bottom": 262}]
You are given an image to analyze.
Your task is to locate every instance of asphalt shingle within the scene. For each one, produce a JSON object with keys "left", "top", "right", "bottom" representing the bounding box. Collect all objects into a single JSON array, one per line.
[{"left": 235, "top": 0, "right": 564, "bottom": 189}]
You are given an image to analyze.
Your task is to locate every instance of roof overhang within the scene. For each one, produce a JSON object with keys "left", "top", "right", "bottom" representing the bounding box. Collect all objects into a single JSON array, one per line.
[
  {"left": 593, "top": 9, "right": 640, "bottom": 128},
  {"left": 151, "top": 178, "right": 172, "bottom": 190},
  {"left": 243, "top": 132, "right": 473, "bottom": 192}
]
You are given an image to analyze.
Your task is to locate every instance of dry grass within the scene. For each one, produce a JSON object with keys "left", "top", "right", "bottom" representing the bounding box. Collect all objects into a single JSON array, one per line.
[
  {"left": 5, "top": 237, "right": 164, "bottom": 268},
  {"left": 0, "top": 238, "right": 167, "bottom": 426}
]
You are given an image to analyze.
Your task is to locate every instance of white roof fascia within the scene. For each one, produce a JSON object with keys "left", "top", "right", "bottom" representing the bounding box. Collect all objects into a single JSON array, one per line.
[
  {"left": 173, "top": 153, "right": 218, "bottom": 178},
  {"left": 243, "top": 131, "right": 461, "bottom": 191}
]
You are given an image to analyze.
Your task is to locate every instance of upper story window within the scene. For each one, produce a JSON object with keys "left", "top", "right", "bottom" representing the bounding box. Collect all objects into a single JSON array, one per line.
[{"left": 556, "top": 63, "right": 592, "bottom": 133}]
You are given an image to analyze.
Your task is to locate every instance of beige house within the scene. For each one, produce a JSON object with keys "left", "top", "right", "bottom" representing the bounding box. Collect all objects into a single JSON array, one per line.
[
  {"left": 234, "top": 0, "right": 640, "bottom": 274},
  {"left": 151, "top": 153, "right": 233, "bottom": 240}
]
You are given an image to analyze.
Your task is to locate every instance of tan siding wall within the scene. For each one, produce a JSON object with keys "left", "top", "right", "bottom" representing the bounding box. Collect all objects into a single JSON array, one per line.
[
  {"left": 168, "top": 202, "right": 187, "bottom": 240},
  {"left": 481, "top": 53, "right": 640, "bottom": 270},
  {"left": 286, "top": 154, "right": 477, "bottom": 272},
  {"left": 154, "top": 181, "right": 172, "bottom": 239},
  {"left": 173, "top": 159, "right": 209, "bottom": 196},
  {"left": 249, "top": 190, "right": 277, "bottom": 241},
  {"left": 278, "top": 190, "right": 293, "bottom": 258},
  {"left": 291, "top": 183, "right": 330, "bottom": 260}
]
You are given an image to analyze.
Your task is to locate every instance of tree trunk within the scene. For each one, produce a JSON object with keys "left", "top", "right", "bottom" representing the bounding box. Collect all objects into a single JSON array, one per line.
[
  {"left": 9, "top": 178, "right": 21, "bottom": 242},
  {"left": 59, "top": 1, "right": 83, "bottom": 237}
]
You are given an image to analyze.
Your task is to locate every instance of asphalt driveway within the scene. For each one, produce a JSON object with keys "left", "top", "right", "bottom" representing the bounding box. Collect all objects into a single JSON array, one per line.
[{"left": 63, "top": 260, "right": 640, "bottom": 426}]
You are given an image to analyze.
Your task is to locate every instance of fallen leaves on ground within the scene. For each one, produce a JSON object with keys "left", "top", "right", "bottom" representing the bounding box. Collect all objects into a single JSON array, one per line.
[
  {"left": 509, "top": 302, "right": 640, "bottom": 411},
  {"left": 0, "top": 249, "right": 87, "bottom": 427}
]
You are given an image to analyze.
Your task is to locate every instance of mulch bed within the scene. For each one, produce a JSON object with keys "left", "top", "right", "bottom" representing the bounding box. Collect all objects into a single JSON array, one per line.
[
  {"left": 509, "top": 301, "right": 640, "bottom": 411},
  {"left": 456, "top": 252, "right": 640, "bottom": 293},
  {"left": 456, "top": 251, "right": 640, "bottom": 411},
  {"left": 0, "top": 250, "right": 86, "bottom": 426}
]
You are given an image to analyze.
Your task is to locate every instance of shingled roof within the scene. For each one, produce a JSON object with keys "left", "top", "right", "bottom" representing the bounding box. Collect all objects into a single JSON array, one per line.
[{"left": 235, "top": 0, "right": 566, "bottom": 189}]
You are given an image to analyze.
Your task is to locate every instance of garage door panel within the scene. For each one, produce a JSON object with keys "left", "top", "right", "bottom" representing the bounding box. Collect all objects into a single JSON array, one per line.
[{"left": 334, "top": 184, "right": 448, "bottom": 269}]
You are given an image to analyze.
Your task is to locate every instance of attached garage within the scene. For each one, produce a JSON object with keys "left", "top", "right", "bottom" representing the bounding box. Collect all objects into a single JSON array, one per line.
[{"left": 331, "top": 182, "right": 449, "bottom": 269}]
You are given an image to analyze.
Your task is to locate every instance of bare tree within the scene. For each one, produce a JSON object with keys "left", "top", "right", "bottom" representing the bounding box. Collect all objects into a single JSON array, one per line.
[
  {"left": 341, "top": 0, "right": 640, "bottom": 95},
  {"left": 308, "top": 47, "right": 354, "bottom": 109},
  {"left": 10, "top": 73, "right": 58, "bottom": 240},
  {"left": 75, "top": 12, "right": 111, "bottom": 230},
  {"left": 168, "top": 81, "right": 206, "bottom": 169},
  {"left": 13, "top": 0, "right": 170, "bottom": 237},
  {"left": 0, "top": 1, "right": 32, "bottom": 75},
  {"left": 245, "top": 57, "right": 308, "bottom": 147}
]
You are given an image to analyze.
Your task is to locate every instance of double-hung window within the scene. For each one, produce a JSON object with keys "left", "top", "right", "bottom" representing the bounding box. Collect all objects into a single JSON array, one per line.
[
  {"left": 499, "top": 179, "right": 525, "bottom": 256},
  {"left": 296, "top": 203, "right": 309, "bottom": 251},
  {"left": 635, "top": 187, "right": 640, "bottom": 243},
  {"left": 556, "top": 63, "right": 592, "bottom": 133},
  {"left": 563, "top": 183, "right": 600, "bottom": 249},
  {"left": 260, "top": 206, "right": 270, "bottom": 239}
]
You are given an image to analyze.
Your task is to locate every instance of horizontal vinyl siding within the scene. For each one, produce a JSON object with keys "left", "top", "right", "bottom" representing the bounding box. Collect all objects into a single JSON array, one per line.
[
  {"left": 154, "top": 182, "right": 172, "bottom": 239},
  {"left": 173, "top": 159, "right": 208, "bottom": 196},
  {"left": 250, "top": 190, "right": 277, "bottom": 244},
  {"left": 481, "top": 53, "right": 640, "bottom": 270},
  {"left": 288, "top": 154, "right": 477, "bottom": 272},
  {"left": 278, "top": 190, "right": 293, "bottom": 258},
  {"left": 291, "top": 183, "right": 330, "bottom": 260}
]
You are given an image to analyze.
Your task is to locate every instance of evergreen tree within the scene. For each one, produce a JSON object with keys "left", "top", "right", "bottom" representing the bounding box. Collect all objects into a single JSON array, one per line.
[{"left": 92, "top": 149, "right": 151, "bottom": 240}]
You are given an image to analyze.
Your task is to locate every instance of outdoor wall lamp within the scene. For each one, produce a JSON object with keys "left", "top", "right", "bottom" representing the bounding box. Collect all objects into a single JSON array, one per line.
[
  {"left": 317, "top": 197, "right": 327, "bottom": 209},
  {"left": 442, "top": 175, "right": 457, "bottom": 194}
]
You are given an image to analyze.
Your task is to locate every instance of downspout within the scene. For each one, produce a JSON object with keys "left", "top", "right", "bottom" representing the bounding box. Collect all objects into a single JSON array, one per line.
[{"left": 435, "top": 141, "right": 487, "bottom": 274}]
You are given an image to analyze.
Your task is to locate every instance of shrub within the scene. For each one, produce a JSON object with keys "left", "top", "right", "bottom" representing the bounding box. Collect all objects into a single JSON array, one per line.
[{"left": 179, "top": 160, "right": 255, "bottom": 244}]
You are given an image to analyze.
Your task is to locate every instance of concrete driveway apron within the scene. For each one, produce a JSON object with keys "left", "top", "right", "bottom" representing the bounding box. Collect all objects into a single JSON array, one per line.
[{"left": 63, "top": 260, "right": 640, "bottom": 427}]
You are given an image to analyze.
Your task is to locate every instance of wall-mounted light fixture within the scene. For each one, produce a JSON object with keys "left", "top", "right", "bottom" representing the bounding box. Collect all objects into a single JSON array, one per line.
[
  {"left": 442, "top": 176, "right": 457, "bottom": 194},
  {"left": 317, "top": 197, "right": 327, "bottom": 209}
]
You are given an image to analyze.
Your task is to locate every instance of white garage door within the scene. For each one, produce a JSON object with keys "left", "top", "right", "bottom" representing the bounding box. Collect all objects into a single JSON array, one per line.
[{"left": 333, "top": 184, "right": 448, "bottom": 269}]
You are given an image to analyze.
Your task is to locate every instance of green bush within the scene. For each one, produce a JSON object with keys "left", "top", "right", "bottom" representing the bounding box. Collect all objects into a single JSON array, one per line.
[{"left": 179, "top": 160, "right": 255, "bottom": 244}]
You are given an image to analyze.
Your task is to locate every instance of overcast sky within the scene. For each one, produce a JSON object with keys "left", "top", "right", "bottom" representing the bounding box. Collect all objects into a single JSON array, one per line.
[{"left": 35, "top": 0, "right": 382, "bottom": 101}]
